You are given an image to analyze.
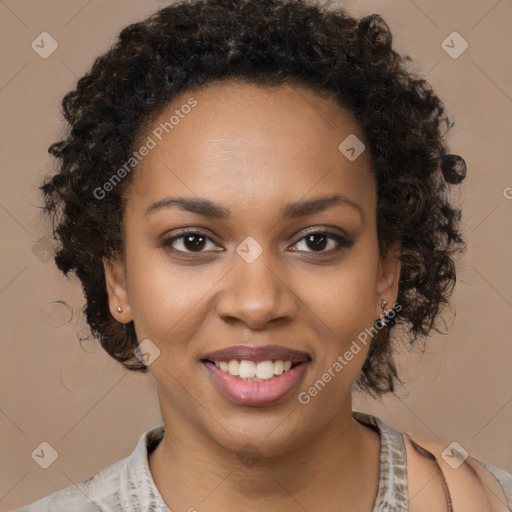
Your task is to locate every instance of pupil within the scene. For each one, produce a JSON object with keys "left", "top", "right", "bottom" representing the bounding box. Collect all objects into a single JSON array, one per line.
[
  {"left": 185, "top": 235, "right": 205, "bottom": 251},
  {"left": 308, "top": 234, "right": 326, "bottom": 251}
]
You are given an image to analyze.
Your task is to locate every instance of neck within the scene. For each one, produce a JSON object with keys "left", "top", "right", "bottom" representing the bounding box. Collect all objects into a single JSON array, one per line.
[{"left": 149, "top": 399, "right": 380, "bottom": 511}]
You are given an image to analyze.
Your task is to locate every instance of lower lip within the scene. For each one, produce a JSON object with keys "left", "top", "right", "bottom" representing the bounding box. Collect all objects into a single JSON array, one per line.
[{"left": 203, "top": 361, "right": 309, "bottom": 407}]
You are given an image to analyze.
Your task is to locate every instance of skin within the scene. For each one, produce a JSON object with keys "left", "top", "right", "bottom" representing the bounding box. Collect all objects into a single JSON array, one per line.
[{"left": 104, "top": 78, "right": 404, "bottom": 511}]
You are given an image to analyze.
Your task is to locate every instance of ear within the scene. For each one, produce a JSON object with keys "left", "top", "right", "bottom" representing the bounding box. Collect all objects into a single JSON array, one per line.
[
  {"left": 103, "top": 256, "right": 132, "bottom": 323},
  {"left": 376, "top": 242, "right": 401, "bottom": 315}
]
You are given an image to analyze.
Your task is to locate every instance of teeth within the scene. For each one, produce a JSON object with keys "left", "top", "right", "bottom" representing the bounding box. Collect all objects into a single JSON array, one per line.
[
  {"left": 213, "top": 359, "right": 297, "bottom": 380},
  {"left": 239, "top": 360, "right": 256, "bottom": 378},
  {"left": 228, "top": 360, "right": 239, "bottom": 376},
  {"left": 256, "top": 360, "right": 275, "bottom": 379}
]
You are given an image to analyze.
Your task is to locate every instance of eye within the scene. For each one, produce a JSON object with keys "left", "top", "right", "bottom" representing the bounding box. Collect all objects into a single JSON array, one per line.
[
  {"left": 162, "top": 229, "right": 354, "bottom": 256},
  {"left": 291, "top": 230, "right": 354, "bottom": 253},
  {"left": 163, "top": 231, "right": 219, "bottom": 254}
]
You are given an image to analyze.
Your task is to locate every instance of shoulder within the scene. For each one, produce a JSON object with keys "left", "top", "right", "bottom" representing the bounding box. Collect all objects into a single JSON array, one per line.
[
  {"left": 403, "top": 432, "right": 512, "bottom": 512},
  {"left": 10, "top": 423, "right": 166, "bottom": 512},
  {"left": 9, "top": 458, "right": 126, "bottom": 512}
]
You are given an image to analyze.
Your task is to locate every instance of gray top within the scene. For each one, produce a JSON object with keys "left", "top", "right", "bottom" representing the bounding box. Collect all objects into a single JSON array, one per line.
[{"left": 11, "top": 411, "right": 512, "bottom": 511}]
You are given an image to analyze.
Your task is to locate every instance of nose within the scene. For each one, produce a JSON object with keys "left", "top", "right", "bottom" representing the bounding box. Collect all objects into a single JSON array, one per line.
[{"left": 216, "top": 248, "right": 298, "bottom": 330}]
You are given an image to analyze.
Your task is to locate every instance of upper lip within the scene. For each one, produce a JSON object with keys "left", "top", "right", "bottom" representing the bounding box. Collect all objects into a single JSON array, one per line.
[{"left": 202, "top": 344, "right": 312, "bottom": 363}]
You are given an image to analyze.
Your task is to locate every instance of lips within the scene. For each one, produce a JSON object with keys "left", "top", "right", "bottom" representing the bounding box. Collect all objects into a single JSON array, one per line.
[
  {"left": 202, "top": 344, "right": 311, "bottom": 363},
  {"left": 201, "top": 344, "right": 311, "bottom": 407}
]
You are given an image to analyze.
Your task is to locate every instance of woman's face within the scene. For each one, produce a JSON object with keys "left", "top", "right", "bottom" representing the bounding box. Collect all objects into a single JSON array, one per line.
[{"left": 105, "top": 79, "right": 400, "bottom": 455}]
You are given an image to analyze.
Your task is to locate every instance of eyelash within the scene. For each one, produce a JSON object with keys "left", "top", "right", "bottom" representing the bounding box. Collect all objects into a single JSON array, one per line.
[{"left": 162, "top": 229, "right": 354, "bottom": 257}]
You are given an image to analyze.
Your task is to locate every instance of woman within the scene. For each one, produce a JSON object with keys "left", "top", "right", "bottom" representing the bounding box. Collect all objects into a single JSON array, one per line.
[{"left": 14, "top": 0, "right": 511, "bottom": 510}]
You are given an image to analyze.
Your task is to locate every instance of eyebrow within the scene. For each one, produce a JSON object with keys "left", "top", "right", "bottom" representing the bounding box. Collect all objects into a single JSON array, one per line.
[{"left": 145, "top": 194, "right": 364, "bottom": 222}]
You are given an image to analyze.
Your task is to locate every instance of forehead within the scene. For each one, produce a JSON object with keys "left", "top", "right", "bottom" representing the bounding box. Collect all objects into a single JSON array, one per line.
[{"left": 126, "top": 79, "right": 375, "bottom": 216}]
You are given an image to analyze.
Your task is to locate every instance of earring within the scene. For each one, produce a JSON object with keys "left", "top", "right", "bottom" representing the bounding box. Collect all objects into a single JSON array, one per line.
[
  {"left": 117, "top": 306, "right": 123, "bottom": 313},
  {"left": 380, "top": 299, "right": 396, "bottom": 328}
]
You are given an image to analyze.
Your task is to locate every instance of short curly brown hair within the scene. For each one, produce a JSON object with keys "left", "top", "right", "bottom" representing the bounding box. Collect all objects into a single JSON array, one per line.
[{"left": 41, "top": 0, "right": 466, "bottom": 398}]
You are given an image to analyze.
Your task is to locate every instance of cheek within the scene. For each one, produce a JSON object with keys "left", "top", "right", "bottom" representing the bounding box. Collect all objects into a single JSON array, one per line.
[
  {"left": 297, "top": 252, "right": 379, "bottom": 415},
  {"left": 296, "top": 234, "right": 380, "bottom": 407},
  {"left": 307, "top": 241, "right": 380, "bottom": 344},
  {"left": 124, "top": 242, "right": 211, "bottom": 344}
]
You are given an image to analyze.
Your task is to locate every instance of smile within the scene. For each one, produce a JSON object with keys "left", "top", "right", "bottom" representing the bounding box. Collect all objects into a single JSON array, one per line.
[
  {"left": 201, "top": 344, "right": 311, "bottom": 407},
  {"left": 212, "top": 359, "right": 294, "bottom": 380}
]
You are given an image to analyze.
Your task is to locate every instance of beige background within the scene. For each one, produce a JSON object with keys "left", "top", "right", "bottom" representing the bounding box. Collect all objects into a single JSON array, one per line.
[{"left": 0, "top": 0, "right": 511, "bottom": 509}]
